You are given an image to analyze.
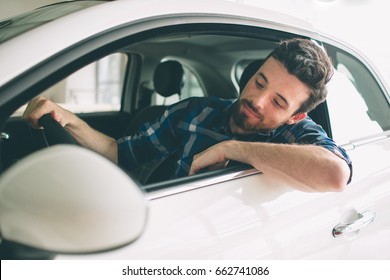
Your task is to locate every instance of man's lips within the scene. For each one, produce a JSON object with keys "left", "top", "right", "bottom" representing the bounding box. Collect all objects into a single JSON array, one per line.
[{"left": 243, "top": 102, "right": 262, "bottom": 119}]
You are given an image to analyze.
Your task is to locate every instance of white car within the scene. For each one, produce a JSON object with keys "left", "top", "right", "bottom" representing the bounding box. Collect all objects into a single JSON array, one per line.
[{"left": 0, "top": 0, "right": 389, "bottom": 260}]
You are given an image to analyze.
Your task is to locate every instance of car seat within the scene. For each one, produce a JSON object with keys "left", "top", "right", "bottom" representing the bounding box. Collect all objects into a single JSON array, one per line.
[
  {"left": 123, "top": 60, "right": 184, "bottom": 136},
  {"left": 125, "top": 60, "right": 184, "bottom": 185}
]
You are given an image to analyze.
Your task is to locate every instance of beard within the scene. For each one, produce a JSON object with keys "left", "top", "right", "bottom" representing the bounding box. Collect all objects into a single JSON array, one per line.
[{"left": 231, "top": 99, "right": 271, "bottom": 134}]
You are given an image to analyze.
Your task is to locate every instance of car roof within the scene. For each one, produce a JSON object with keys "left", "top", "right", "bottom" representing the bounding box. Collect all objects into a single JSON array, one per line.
[{"left": 0, "top": 0, "right": 318, "bottom": 88}]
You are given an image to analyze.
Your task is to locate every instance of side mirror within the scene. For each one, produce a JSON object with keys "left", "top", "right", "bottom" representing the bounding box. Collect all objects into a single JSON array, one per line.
[{"left": 0, "top": 145, "right": 147, "bottom": 259}]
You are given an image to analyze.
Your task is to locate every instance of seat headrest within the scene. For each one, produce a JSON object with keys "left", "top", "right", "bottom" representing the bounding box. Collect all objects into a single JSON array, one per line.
[
  {"left": 239, "top": 59, "right": 265, "bottom": 93},
  {"left": 153, "top": 60, "right": 184, "bottom": 97}
]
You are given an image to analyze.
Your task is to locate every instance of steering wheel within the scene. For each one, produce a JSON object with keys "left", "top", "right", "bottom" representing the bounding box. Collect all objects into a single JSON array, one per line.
[{"left": 38, "top": 113, "right": 78, "bottom": 146}]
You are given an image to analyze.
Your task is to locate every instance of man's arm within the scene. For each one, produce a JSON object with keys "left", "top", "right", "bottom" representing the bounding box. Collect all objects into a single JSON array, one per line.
[
  {"left": 189, "top": 140, "right": 351, "bottom": 192},
  {"left": 22, "top": 96, "right": 118, "bottom": 163}
]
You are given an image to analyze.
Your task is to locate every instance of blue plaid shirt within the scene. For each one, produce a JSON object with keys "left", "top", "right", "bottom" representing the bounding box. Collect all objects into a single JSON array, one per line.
[{"left": 117, "top": 97, "right": 352, "bottom": 179}]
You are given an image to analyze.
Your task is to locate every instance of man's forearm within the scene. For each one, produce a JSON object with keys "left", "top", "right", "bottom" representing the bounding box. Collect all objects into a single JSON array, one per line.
[
  {"left": 64, "top": 115, "right": 118, "bottom": 163},
  {"left": 226, "top": 140, "right": 350, "bottom": 192},
  {"left": 190, "top": 140, "right": 350, "bottom": 192}
]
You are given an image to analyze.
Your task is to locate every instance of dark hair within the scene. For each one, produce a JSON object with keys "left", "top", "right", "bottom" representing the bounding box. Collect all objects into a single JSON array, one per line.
[{"left": 266, "top": 38, "right": 333, "bottom": 113}]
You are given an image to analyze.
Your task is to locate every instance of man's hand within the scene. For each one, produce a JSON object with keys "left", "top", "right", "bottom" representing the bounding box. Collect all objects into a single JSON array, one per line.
[
  {"left": 22, "top": 96, "right": 118, "bottom": 163},
  {"left": 22, "top": 96, "right": 71, "bottom": 128},
  {"left": 189, "top": 142, "right": 231, "bottom": 175}
]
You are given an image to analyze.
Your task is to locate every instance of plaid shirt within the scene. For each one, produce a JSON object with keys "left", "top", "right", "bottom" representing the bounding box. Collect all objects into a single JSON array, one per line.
[{"left": 117, "top": 97, "right": 352, "bottom": 179}]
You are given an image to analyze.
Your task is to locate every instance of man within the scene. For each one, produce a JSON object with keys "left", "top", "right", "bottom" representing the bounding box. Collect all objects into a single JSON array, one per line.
[{"left": 23, "top": 38, "right": 352, "bottom": 192}]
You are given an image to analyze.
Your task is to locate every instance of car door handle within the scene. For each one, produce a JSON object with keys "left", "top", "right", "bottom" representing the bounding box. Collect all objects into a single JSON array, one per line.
[{"left": 332, "top": 210, "right": 375, "bottom": 237}]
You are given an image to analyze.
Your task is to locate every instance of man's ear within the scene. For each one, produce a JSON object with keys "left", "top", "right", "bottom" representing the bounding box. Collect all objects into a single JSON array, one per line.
[{"left": 286, "top": 112, "right": 307, "bottom": 124}]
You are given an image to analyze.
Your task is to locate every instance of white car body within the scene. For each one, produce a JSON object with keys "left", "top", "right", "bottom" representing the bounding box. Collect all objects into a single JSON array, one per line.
[{"left": 0, "top": 0, "right": 389, "bottom": 260}]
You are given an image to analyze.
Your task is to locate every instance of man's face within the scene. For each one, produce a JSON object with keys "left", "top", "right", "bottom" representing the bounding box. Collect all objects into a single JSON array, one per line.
[{"left": 230, "top": 57, "right": 310, "bottom": 135}]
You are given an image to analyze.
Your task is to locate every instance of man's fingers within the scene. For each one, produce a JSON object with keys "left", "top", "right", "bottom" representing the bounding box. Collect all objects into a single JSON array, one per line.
[
  {"left": 206, "top": 161, "right": 229, "bottom": 171},
  {"left": 22, "top": 96, "right": 65, "bottom": 129},
  {"left": 189, "top": 144, "right": 228, "bottom": 176},
  {"left": 22, "top": 96, "right": 49, "bottom": 128}
]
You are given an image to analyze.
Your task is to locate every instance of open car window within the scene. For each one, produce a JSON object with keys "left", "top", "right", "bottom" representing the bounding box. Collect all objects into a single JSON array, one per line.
[
  {"left": 324, "top": 43, "right": 390, "bottom": 145},
  {"left": 12, "top": 53, "right": 127, "bottom": 116}
]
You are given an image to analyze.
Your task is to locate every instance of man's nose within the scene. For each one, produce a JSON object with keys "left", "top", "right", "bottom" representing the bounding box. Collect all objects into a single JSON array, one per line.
[{"left": 252, "top": 91, "right": 269, "bottom": 110}]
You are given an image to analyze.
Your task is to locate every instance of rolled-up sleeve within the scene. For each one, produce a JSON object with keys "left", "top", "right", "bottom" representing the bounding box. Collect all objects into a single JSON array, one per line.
[{"left": 279, "top": 118, "right": 353, "bottom": 183}]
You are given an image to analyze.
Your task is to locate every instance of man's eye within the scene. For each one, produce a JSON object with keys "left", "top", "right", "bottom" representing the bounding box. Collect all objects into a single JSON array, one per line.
[
  {"left": 255, "top": 81, "right": 264, "bottom": 89},
  {"left": 274, "top": 99, "right": 283, "bottom": 108}
]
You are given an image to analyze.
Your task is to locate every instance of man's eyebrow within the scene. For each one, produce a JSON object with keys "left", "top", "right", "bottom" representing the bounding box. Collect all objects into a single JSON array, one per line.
[{"left": 257, "top": 72, "right": 268, "bottom": 83}]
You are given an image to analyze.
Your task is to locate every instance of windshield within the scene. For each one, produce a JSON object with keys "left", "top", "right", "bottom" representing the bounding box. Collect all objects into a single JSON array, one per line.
[{"left": 0, "top": 1, "right": 106, "bottom": 44}]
